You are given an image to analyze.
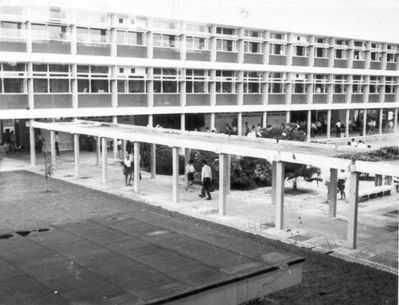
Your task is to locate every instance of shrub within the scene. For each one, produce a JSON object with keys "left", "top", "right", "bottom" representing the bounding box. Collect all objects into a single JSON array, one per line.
[{"left": 336, "top": 146, "right": 399, "bottom": 162}]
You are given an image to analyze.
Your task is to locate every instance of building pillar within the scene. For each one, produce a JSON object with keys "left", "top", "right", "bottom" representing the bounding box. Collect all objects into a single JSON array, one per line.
[
  {"left": 226, "top": 154, "right": 231, "bottom": 195},
  {"left": 210, "top": 113, "right": 216, "bottom": 132},
  {"left": 262, "top": 112, "right": 267, "bottom": 128},
  {"left": 122, "top": 139, "right": 127, "bottom": 160},
  {"left": 101, "top": 137, "right": 107, "bottom": 184},
  {"left": 237, "top": 112, "right": 243, "bottom": 136},
  {"left": 74, "top": 134, "right": 79, "bottom": 177},
  {"left": 379, "top": 109, "right": 383, "bottom": 135},
  {"left": 345, "top": 109, "right": 350, "bottom": 137},
  {"left": 219, "top": 153, "right": 228, "bottom": 216},
  {"left": 96, "top": 136, "right": 101, "bottom": 166},
  {"left": 71, "top": 64, "right": 78, "bottom": 109},
  {"left": 328, "top": 168, "right": 338, "bottom": 217},
  {"left": 327, "top": 110, "right": 331, "bottom": 139},
  {"left": 184, "top": 148, "right": 191, "bottom": 187},
  {"left": 262, "top": 72, "right": 269, "bottom": 105},
  {"left": 29, "top": 120, "right": 35, "bottom": 167},
  {"left": 172, "top": 147, "right": 179, "bottom": 203},
  {"left": 286, "top": 111, "right": 291, "bottom": 124},
  {"left": 50, "top": 130, "right": 56, "bottom": 165},
  {"left": 394, "top": 108, "right": 398, "bottom": 134},
  {"left": 133, "top": 142, "right": 140, "bottom": 193},
  {"left": 262, "top": 31, "right": 270, "bottom": 65},
  {"left": 237, "top": 71, "right": 244, "bottom": 106},
  {"left": 347, "top": 171, "right": 360, "bottom": 249},
  {"left": 112, "top": 116, "right": 118, "bottom": 158},
  {"left": 151, "top": 144, "right": 156, "bottom": 178},
  {"left": 374, "top": 174, "right": 383, "bottom": 186},
  {"left": 362, "top": 109, "right": 367, "bottom": 136},
  {"left": 180, "top": 113, "right": 185, "bottom": 131},
  {"left": 148, "top": 114, "right": 153, "bottom": 128},
  {"left": 307, "top": 110, "right": 311, "bottom": 141},
  {"left": 272, "top": 161, "right": 285, "bottom": 230}
]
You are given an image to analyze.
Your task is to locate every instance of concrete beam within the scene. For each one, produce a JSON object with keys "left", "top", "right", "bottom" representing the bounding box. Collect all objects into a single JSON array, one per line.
[
  {"left": 328, "top": 168, "right": 338, "bottom": 217},
  {"left": 273, "top": 161, "right": 285, "bottom": 230},
  {"left": 347, "top": 171, "right": 360, "bottom": 249},
  {"left": 50, "top": 130, "right": 56, "bottom": 166},
  {"left": 29, "top": 121, "right": 35, "bottom": 167},
  {"left": 172, "top": 147, "right": 179, "bottom": 203},
  {"left": 133, "top": 142, "right": 140, "bottom": 193},
  {"left": 74, "top": 134, "right": 79, "bottom": 178},
  {"left": 151, "top": 143, "right": 156, "bottom": 178},
  {"left": 219, "top": 153, "right": 228, "bottom": 216},
  {"left": 101, "top": 137, "right": 107, "bottom": 184}
]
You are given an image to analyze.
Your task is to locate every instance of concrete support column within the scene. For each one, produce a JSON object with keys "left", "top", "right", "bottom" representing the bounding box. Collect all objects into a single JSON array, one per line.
[
  {"left": 262, "top": 112, "right": 267, "bottom": 128},
  {"left": 226, "top": 154, "right": 231, "bottom": 195},
  {"left": 362, "top": 110, "right": 367, "bottom": 137},
  {"left": 328, "top": 168, "right": 338, "bottom": 217},
  {"left": 184, "top": 148, "right": 191, "bottom": 187},
  {"left": 374, "top": 174, "right": 383, "bottom": 186},
  {"left": 133, "top": 142, "right": 140, "bottom": 193},
  {"left": 25, "top": 21, "right": 32, "bottom": 53},
  {"left": 286, "top": 111, "right": 291, "bottom": 124},
  {"left": 262, "top": 72, "right": 269, "bottom": 105},
  {"left": 237, "top": 28, "right": 244, "bottom": 64},
  {"left": 96, "top": 136, "right": 101, "bottom": 166},
  {"left": 112, "top": 116, "right": 118, "bottom": 158},
  {"left": 101, "top": 137, "right": 107, "bottom": 184},
  {"left": 180, "top": 68, "right": 186, "bottom": 108},
  {"left": 147, "top": 18, "right": 153, "bottom": 59},
  {"left": 74, "top": 134, "right": 79, "bottom": 177},
  {"left": 148, "top": 114, "right": 153, "bottom": 128},
  {"left": 379, "top": 109, "right": 383, "bottom": 135},
  {"left": 327, "top": 110, "right": 331, "bottom": 139},
  {"left": 218, "top": 153, "right": 228, "bottom": 216},
  {"left": 307, "top": 110, "right": 311, "bottom": 141},
  {"left": 308, "top": 36, "right": 315, "bottom": 66},
  {"left": 29, "top": 120, "right": 35, "bottom": 167},
  {"left": 151, "top": 144, "right": 156, "bottom": 178},
  {"left": 262, "top": 31, "right": 269, "bottom": 65},
  {"left": 70, "top": 24, "right": 77, "bottom": 55},
  {"left": 272, "top": 161, "right": 285, "bottom": 230},
  {"left": 71, "top": 64, "right": 78, "bottom": 109},
  {"left": 172, "top": 147, "right": 179, "bottom": 203},
  {"left": 210, "top": 70, "right": 216, "bottom": 106},
  {"left": 237, "top": 113, "right": 243, "bottom": 136},
  {"left": 345, "top": 109, "right": 350, "bottom": 138},
  {"left": 180, "top": 113, "right": 185, "bottom": 131},
  {"left": 210, "top": 113, "right": 216, "bottom": 132},
  {"left": 180, "top": 22, "right": 187, "bottom": 60},
  {"left": 210, "top": 25, "right": 216, "bottom": 62},
  {"left": 122, "top": 140, "right": 127, "bottom": 161},
  {"left": 394, "top": 108, "right": 398, "bottom": 134},
  {"left": 347, "top": 171, "right": 360, "bottom": 249},
  {"left": 285, "top": 73, "right": 292, "bottom": 105},
  {"left": 237, "top": 71, "right": 244, "bottom": 106},
  {"left": 50, "top": 130, "right": 56, "bottom": 165},
  {"left": 27, "top": 63, "right": 34, "bottom": 110}
]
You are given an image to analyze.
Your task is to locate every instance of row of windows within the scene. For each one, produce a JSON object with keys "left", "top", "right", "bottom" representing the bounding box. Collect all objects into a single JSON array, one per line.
[{"left": 0, "top": 77, "right": 395, "bottom": 95}]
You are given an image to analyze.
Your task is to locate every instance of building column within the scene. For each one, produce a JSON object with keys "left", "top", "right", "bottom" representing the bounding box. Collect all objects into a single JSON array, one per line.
[
  {"left": 307, "top": 110, "right": 311, "bottom": 141},
  {"left": 151, "top": 144, "right": 156, "bottom": 178},
  {"left": 379, "top": 109, "right": 383, "bottom": 135},
  {"left": 237, "top": 112, "right": 243, "bottom": 136},
  {"left": 345, "top": 109, "right": 350, "bottom": 137},
  {"left": 74, "top": 134, "right": 79, "bottom": 177},
  {"left": 374, "top": 174, "right": 383, "bottom": 186},
  {"left": 101, "top": 137, "right": 107, "bottom": 184},
  {"left": 50, "top": 130, "right": 56, "bottom": 165},
  {"left": 226, "top": 154, "right": 231, "bottom": 195},
  {"left": 172, "top": 147, "right": 179, "bottom": 203},
  {"left": 133, "top": 142, "right": 140, "bottom": 193},
  {"left": 262, "top": 112, "right": 267, "bottom": 128},
  {"left": 29, "top": 120, "right": 35, "bottom": 167},
  {"left": 96, "top": 136, "right": 101, "bottom": 166},
  {"left": 122, "top": 139, "right": 127, "bottom": 160},
  {"left": 327, "top": 110, "right": 331, "bottom": 139},
  {"left": 112, "top": 116, "right": 118, "bottom": 158},
  {"left": 286, "top": 111, "right": 291, "bottom": 124},
  {"left": 328, "top": 168, "right": 338, "bottom": 217},
  {"left": 394, "top": 108, "right": 398, "bottom": 134},
  {"left": 180, "top": 113, "right": 185, "bottom": 131},
  {"left": 362, "top": 109, "right": 367, "bottom": 136},
  {"left": 262, "top": 72, "right": 269, "bottom": 105},
  {"left": 347, "top": 171, "right": 360, "bottom": 249},
  {"left": 210, "top": 113, "right": 216, "bottom": 132},
  {"left": 237, "top": 71, "right": 244, "bottom": 106},
  {"left": 184, "top": 148, "right": 191, "bottom": 187},
  {"left": 219, "top": 153, "right": 228, "bottom": 215},
  {"left": 272, "top": 161, "right": 285, "bottom": 230}
]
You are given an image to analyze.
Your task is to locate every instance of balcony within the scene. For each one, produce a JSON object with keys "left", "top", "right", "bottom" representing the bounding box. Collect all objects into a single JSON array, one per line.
[
  {"left": 384, "top": 94, "right": 395, "bottom": 103},
  {"left": 154, "top": 94, "right": 180, "bottom": 106},
  {"left": 78, "top": 94, "right": 112, "bottom": 107},
  {"left": 368, "top": 94, "right": 379, "bottom": 103},
  {"left": 117, "top": 45, "right": 147, "bottom": 58},
  {"left": 243, "top": 53, "right": 263, "bottom": 64},
  {"left": 153, "top": 47, "right": 180, "bottom": 60},
  {"left": 118, "top": 94, "right": 147, "bottom": 107},
  {"left": 243, "top": 94, "right": 262, "bottom": 105},
  {"left": 216, "top": 52, "right": 238, "bottom": 63},
  {"left": 0, "top": 38, "right": 26, "bottom": 52},
  {"left": 269, "top": 55, "right": 286, "bottom": 65},
  {"left": 314, "top": 58, "right": 328, "bottom": 67},
  {"left": 77, "top": 43, "right": 111, "bottom": 56},
  {"left": 32, "top": 40, "right": 71, "bottom": 54},
  {"left": 313, "top": 94, "right": 328, "bottom": 104},
  {"left": 34, "top": 94, "right": 72, "bottom": 108},
  {"left": 370, "top": 62, "right": 381, "bottom": 70},
  {"left": 352, "top": 60, "right": 365, "bottom": 69},
  {"left": 216, "top": 94, "right": 237, "bottom": 105},
  {"left": 291, "top": 94, "right": 307, "bottom": 104},
  {"left": 186, "top": 50, "right": 211, "bottom": 61},
  {"left": 334, "top": 59, "right": 347, "bottom": 68},
  {"left": 0, "top": 94, "right": 28, "bottom": 109},
  {"left": 268, "top": 93, "right": 285, "bottom": 104},
  {"left": 332, "top": 93, "right": 346, "bottom": 103},
  {"left": 292, "top": 56, "right": 308, "bottom": 66},
  {"left": 186, "top": 94, "right": 210, "bottom": 106},
  {"left": 351, "top": 94, "right": 363, "bottom": 103}
]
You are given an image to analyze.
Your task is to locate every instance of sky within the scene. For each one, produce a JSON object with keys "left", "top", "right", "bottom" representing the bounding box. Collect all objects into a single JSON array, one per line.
[{"left": 2, "top": 0, "right": 399, "bottom": 43}]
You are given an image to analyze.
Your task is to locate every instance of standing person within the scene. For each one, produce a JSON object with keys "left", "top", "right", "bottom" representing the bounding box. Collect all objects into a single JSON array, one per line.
[
  {"left": 337, "top": 169, "right": 347, "bottom": 200},
  {"left": 122, "top": 152, "right": 133, "bottom": 186},
  {"left": 9, "top": 131, "right": 16, "bottom": 152},
  {"left": 185, "top": 159, "right": 195, "bottom": 191},
  {"left": 117, "top": 139, "right": 122, "bottom": 158},
  {"left": 335, "top": 120, "right": 342, "bottom": 137},
  {"left": 245, "top": 122, "right": 250, "bottom": 136},
  {"left": 199, "top": 159, "right": 212, "bottom": 200},
  {"left": 36, "top": 134, "right": 44, "bottom": 153},
  {"left": 55, "top": 132, "right": 60, "bottom": 155}
]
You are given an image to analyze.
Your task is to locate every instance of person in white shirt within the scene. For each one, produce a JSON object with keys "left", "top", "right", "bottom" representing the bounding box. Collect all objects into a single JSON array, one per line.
[
  {"left": 55, "top": 132, "right": 61, "bottom": 155},
  {"left": 123, "top": 153, "right": 133, "bottom": 186},
  {"left": 185, "top": 159, "right": 195, "bottom": 191},
  {"left": 199, "top": 159, "right": 212, "bottom": 200}
]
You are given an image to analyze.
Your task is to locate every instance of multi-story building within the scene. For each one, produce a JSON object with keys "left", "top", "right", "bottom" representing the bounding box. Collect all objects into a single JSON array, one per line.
[{"left": 0, "top": 5, "right": 398, "bottom": 150}]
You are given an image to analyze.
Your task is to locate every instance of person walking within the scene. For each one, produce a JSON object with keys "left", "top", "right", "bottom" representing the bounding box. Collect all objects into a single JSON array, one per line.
[
  {"left": 199, "top": 159, "right": 212, "bottom": 200},
  {"left": 122, "top": 152, "right": 133, "bottom": 186},
  {"left": 337, "top": 169, "right": 347, "bottom": 200},
  {"left": 185, "top": 159, "right": 195, "bottom": 191},
  {"left": 55, "top": 132, "right": 60, "bottom": 155}
]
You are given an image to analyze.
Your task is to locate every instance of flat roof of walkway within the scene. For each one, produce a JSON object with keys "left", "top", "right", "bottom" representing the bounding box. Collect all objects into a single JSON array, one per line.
[{"left": 31, "top": 120, "right": 399, "bottom": 176}]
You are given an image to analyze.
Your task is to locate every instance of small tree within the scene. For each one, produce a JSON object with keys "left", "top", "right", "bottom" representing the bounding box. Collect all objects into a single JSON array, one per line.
[
  {"left": 285, "top": 163, "right": 321, "bottom": 191},
  {"left": 43, "top": 150, "right": 55, "bottom": 192}
]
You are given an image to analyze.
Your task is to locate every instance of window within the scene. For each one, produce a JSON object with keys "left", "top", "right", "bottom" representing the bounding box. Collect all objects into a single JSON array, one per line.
[
  {"left": 186, "top": 23, "right": 207, "bottom": 33},
  {"left": 336, "top": 39, "right": 348, "bottom": 46},
  {"left": 353, "top": 50, "right": 364, "bottom": 60},
  {"left": 244, "top": 30, "right": 261, "bottom": 38},
  {"left": 0, "top": 21, "right": 22, "bottom": 37},
  {"left": 293, "top": 82, "right": 305, "bottom": 93},
  {"left": 216, "top": 39, "right": 236, "bottom": 52},
  {"left": 334, "top": 75, "right": 346, "bottom": 93},
  {"left": 370, "top": 52, "right": 381, "bottom": 61},
  {"left": 153, "top": 34, "right": 178, "bottom": 48},
  {"left": 3, "top": 63, "right": 25, "bottom": 71},
  {"left": 315, "top": 47, "right": 327, "bottom": 58},
  {"left": 335, "top": 49, "right": 347, "bottom": 59},
  {"left": 269, "top": 44, "right": 285, "bottom": 55},
  {"left": 244, "top": 41, "right": 260, "bottom": 53},
  {"left": 117, "top": 30, "right": 145, "bottom": 45},
  {"left": 77, "top": 27, "right": 108, "bottom": 43},
  {"left": 186, "top": 37, "right": 208, "bottom": 50},
  {"left": 91, "top": 80, "right": 108, "bottom": 93},
  {"left": 295, "top": 46, "right": 307, "bottom": 56},
  {"left": 3, "top": 78, "right": 24, "bottom": 93},
  {"left": 50, "top": 79, "right": 69, "bottom": 92},
  {"left": 315, "top": 37, "right": 327, "bottom": 44},
  {"left": 48, "top": 25, "right": 67, "bottom": 40},
  {"left": 243, "top": 72, "right": 261, "bottom": 93},
  {"left": 186, "top": 69, "right": 208, "bottom": 93},
  {"left": 387, "top": 53, "right": 396, "bottom": 62},
  {"left": 216, "top": 27, "right": 235, "bottom": 35},
  {"left": 354, "top": 41, "right": 364, "bottom": 47},
  {"left": 153, "top": 68, "right": 179, "bottom": 93},
  {"left": 216, "top": 70, "right": 236, "bottom": 93},
  {"left": 153, "top": 20, "right": 176, "bottom": 30},
  {"left": 313, "top": 74, "right": 328, "bottom": 93},
  {"left": 270, "top": 32, "right": 285, "bottom": 40},
  {"left": 31, "top": 24, "right": 47, "bottom": 39},
  {"left": 268, "top": 72, "right": 285, "bottom": 93}
]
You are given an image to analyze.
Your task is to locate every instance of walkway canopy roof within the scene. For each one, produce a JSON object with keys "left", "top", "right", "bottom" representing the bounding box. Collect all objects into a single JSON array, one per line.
[{"left": 31, "top": 120, "right": 399, "bottom": 177}]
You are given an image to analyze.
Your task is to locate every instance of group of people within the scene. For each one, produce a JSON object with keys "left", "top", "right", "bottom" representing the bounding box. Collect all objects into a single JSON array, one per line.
[
  {"left": 2, "top": 129, "right": 22, "bottom": 153},
  {"left": 346, "top": 138, "right": 370, "bottom": 149}
]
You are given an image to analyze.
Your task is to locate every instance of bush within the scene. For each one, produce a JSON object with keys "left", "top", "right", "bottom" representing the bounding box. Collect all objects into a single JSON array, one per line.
[
  {"left": 337, "top": 146, "right": 399, "bottom": 162},
  {"left": 140, "top": 144, "right": 185, "bottom": 175}
]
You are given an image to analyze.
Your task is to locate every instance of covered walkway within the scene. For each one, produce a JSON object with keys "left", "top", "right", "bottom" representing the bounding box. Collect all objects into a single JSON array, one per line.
[{"left": 29, "top": 119, "right": 399, "bottom": 251}]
